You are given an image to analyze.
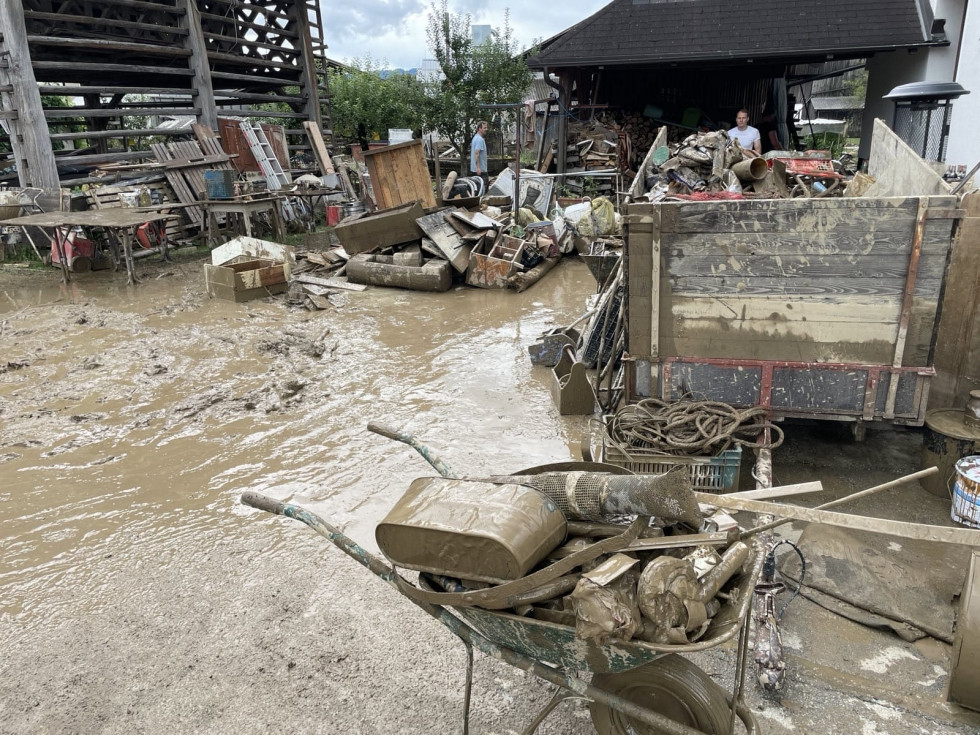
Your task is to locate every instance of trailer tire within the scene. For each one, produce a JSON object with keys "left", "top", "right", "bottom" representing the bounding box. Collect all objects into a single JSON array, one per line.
[{"left": 589, "top": 654, "right": 731, "bottom": 734}]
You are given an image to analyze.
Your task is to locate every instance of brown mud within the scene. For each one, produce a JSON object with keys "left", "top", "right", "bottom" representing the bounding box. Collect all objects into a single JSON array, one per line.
[{"left": 1, "top": 252, "right": 978, "bottom": 734}]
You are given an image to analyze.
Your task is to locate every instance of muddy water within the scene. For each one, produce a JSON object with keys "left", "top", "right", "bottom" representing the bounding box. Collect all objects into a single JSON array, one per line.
[{"left": 0, "top": 258, "right": 596, "bottom": 638}]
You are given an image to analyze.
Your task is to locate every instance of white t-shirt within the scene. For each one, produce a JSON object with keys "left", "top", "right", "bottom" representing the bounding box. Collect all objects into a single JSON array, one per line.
[{"left": 728, "top": 125, "right": 761, "bottom": 151}]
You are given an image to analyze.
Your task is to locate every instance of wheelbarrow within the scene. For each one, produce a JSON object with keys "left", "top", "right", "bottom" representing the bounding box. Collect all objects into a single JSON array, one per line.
[{"left": 241, "top": 425, "right": 763, "bottom": 735}]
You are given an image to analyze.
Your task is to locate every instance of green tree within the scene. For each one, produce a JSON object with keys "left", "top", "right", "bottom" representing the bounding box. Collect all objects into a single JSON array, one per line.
[
  {"left": 327, "top": 57, "right": 426, "bottom": 140},
  {"left": 422, "top": 2, "right": 533, "bottom": 169}
]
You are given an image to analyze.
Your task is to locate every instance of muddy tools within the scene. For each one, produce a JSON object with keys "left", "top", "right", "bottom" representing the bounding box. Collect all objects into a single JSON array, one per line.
[{"left": 488, "top": 470, "right": 703, "bottom": 526}]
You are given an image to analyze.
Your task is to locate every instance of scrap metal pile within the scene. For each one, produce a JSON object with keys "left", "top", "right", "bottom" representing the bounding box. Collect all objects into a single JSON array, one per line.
[{"left": 633, "top": 129, "right": 853, "bottom": 202}]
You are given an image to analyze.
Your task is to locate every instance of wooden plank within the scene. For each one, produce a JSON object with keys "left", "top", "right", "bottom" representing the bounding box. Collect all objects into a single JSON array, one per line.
[
  {"left": 302, "top": 121, "right": 335, "bottom": 175},
  {"left": 667, "top": 274, "right": 943, "bottom": 297},
  {"left": 662, "top": 253, "right": 948, "bottom": 281},
  {"left": 662, "top": 224, "right": 954, "bottom": 256},
  {"left": 661, "top": 197, "right": 921, "bottom": 235},
  {"left": 668, "top": 295, "right": 903, "bottom": 324},
  {"left": 416, "top": 209, "right": 470, "bottom": 273},
  {"left": 0, "top": 2, "right": 60, "bottom": 188},
  {"left": 626, "top": 222, "right": 653, "bottom": 357},
  {"left": 696, "top": 491, "right": 980, "bottom": 547},
  {"left": 660, "top": 335, "right": 927, "bottom": 366},
  {"left": 727, "top": 481, "right": 824, "bottom": 500},
  {"left": 931, "top": 190, "right": 980, "bottom": 407},
  {"left": 293, "top": 273, "right": 367, "bottom": 291},
  {"left": 150, "top": 142, "right": 203, "bottom": 227}
]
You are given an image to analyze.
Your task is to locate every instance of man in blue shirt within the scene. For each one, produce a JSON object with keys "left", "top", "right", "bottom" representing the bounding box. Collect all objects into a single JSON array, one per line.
[{"left": 470, "top": 120, "right": 488, "bottom": 193}]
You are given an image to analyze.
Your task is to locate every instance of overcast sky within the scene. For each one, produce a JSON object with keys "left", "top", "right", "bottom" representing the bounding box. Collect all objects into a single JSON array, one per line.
[{"left": 319, "top": 0, "right": 611, "bottom": 70}]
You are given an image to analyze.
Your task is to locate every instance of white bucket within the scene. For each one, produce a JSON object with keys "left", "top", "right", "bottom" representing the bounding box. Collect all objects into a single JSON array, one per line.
[{"left": 951, "top": 455, "right": 980, "bottom": 528}]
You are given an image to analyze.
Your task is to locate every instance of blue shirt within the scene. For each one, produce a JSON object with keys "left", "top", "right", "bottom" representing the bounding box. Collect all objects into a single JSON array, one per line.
[{"left": 470, "top": 132, "right": 487, "bottom": 174}]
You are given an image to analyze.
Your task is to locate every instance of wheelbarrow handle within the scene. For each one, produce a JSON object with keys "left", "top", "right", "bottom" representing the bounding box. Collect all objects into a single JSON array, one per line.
[
  {"left": 241, "top": 491, "right": 286, "bottom": 516},
  {"left": 366, "top": 422, "right": 459, "bottom": 479}
]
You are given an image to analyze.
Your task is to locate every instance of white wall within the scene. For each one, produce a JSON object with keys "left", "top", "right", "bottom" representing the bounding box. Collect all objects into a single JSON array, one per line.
[
  {"left": 946, "top": 0, "right": 980, "bottom": 167},
  {"left": 859, "top": 50, "right": 929, "bottom": 161}
]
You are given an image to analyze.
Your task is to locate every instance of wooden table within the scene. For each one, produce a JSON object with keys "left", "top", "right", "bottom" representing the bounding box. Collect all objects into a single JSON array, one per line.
[
  {"left": 203, "top": 196, "right": 285, "bottom": 246},
  {"left": 0, "top": 207, "right": 176, "bottom": 284}
]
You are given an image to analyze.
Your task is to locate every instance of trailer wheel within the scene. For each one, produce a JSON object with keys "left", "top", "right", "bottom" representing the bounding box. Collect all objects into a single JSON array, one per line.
[{"left": 589, "top": 654, "right": 731, "bottom": 734}]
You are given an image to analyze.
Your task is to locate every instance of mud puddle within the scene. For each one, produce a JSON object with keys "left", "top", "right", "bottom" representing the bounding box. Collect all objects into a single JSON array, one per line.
[{"left": 0, "top": 256, "right": 595, "bottom": 636}]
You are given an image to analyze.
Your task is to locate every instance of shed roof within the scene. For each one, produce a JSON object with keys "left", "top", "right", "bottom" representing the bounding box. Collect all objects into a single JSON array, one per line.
[{"left": 527, "top": 0, "right": 937, "bottom": 69}]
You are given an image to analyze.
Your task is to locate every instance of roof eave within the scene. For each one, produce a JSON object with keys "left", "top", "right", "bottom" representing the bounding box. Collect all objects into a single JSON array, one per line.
[{"left": 527, "top": 40, "right": 946, "bottom": 70}]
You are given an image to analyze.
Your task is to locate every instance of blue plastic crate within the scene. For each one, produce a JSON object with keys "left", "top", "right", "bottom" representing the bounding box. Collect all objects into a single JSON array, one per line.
[
  {"left": 205, "top": 169, "right": 236, "bottom": 199},
  {"left": 601, "top": 442, "right": 742, "bottom": 493}
]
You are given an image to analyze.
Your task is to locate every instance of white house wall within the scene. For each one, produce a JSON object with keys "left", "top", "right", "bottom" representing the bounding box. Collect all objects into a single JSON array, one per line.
[{"left": 947, "top": 0, "right": 980, "bottom": 167}]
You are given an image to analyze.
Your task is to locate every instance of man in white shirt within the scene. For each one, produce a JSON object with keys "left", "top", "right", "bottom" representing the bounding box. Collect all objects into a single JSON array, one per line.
[{"left": 728, "top": 109, "right": 761, "bottom": 156}]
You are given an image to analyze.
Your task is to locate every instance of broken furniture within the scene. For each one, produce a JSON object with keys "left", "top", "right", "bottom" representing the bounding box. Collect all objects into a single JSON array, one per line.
[
  {"left": 333, "top": 201, "right": 425, "bottom": 256},
  {"left": 362, "top": 139, "right": 437, "bottom": 210},
  {"left": 203, "top": 237, "right": 293, "bottom": 303},
  {"left": 0, "top": 207, "right": 175, "bottom": 285},
  {"left": 203, "top": 195, "right": 285, "bottom": 247}
]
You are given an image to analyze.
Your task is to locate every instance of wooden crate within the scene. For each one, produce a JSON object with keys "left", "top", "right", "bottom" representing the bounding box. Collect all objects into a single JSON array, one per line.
[
  {"left": 363, "top": 139, "right": 436, "bottom": 210},
  {"left": 623, "top": 195, "right": 961, "bottom": 425}
]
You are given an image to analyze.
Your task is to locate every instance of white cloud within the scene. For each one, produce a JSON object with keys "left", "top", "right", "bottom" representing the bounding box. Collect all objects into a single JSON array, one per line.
[{"left": 319, "top": 0, "right": 611, "bottom": 69}]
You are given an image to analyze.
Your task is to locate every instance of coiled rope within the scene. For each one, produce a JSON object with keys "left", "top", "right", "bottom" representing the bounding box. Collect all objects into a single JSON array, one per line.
[{"left": 603, "top": 397, "right": 784, "bottom": 457}]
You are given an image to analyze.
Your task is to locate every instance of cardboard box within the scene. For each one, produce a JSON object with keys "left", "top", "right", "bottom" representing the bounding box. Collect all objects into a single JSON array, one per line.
[
  {"left": 333, "top": 201, "right": 425, "bottom": 255},
  {"left": 204, "top": 257, "right": 289, "bottom": 302}
]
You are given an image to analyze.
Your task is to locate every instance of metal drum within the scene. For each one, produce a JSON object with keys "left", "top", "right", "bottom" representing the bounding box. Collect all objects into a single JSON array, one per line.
[{"left": 921, "top": 408, "right": 980, "bottom": 498}]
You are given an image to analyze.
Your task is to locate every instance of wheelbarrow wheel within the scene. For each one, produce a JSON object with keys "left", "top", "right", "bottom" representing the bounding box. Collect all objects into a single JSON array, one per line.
[{"left": 589, "top": 654, "right": 732, "bottom": 734}]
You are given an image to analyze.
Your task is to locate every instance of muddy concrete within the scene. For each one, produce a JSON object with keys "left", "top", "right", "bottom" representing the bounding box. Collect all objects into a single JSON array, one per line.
[{"left": 1, "top": 251, "right": 979, "bottom": 734}]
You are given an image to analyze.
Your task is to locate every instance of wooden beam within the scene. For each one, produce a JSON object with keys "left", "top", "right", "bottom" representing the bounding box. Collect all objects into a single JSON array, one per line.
[
  {"left": 32, "top": 61, "right": 195, "bottom": 76},
  {"left": 0, "top": 1, "right": 60, "bottom": 188},
  {"left": 181, "top": 0, "right": 217, "bottom": 131},
  {"left": 49, "top": 128, "right": 194, "bottom": 141},
  {"left": 27, "top": 36, "right": 192, "bottom": 57},
  {"left": 198, "top": 12, "right": 299, "bottom": 40},
  {"left": 37, "top": 85, "right": 196, "bottom": 97},
  {"left": 289, "top": 0, "right": 322, "bottom": 130},
  {"left": 697, "top": 491, "right": 980, "bottom": 546},
  {"left": 44, "top": 107, "right": 200, "bottom": 119},
  {"left": 23, "top": 11, "right": 188, "bottom": 37}
]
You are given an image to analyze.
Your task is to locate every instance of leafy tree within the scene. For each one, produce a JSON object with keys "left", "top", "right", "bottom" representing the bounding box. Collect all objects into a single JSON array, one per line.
[
  {"left": 843, "top": 67, "right": 868, "bottom": 101},
  {"left": 422, "top": 2, "right": 533, "bottom": 168},
  {"left": 328, "top": 57, "right": 426, "bottom": 140}
]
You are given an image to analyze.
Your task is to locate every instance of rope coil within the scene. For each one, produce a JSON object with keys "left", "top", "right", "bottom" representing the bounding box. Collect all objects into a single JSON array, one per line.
[{"left": 603, "top": 397, "right": 784, "bottom": 457}]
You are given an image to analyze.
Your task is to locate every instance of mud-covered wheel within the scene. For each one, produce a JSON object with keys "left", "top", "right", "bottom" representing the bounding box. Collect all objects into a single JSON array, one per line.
[{"left": 589, "top": 654, "right": 732, "bottom": 734}]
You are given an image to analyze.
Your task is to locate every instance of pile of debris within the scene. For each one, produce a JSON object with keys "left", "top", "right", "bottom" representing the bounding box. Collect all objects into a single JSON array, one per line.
[{"left": 632, "top": 129, "right": 854, "bottom": 202}]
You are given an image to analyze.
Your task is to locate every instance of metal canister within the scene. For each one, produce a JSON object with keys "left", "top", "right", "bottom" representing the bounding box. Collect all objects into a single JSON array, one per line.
[
  {"left": 921, "top": 408, "right": 980, "bottom": 497},
  {"left": 965, "top": 390, "right": 980, "bottom": 429}
]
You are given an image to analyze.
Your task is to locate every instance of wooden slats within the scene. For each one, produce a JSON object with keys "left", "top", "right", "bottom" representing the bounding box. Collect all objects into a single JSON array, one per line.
[
  {"left": 362, "top": 140, "right": 436, "bottom": 210},
  {"left": 27, "top": 35, "right": 192, "bottom": 57}
]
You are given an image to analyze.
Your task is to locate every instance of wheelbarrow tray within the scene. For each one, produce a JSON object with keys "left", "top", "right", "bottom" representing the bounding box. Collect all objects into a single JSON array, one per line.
[{"left": 434, "top": 546, "right": 764, "bottom": 674}]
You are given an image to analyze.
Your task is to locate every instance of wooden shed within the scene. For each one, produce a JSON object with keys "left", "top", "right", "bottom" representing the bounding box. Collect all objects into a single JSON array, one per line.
[{"left": 622, "top": 194, "right": 962, "bottom": 430}]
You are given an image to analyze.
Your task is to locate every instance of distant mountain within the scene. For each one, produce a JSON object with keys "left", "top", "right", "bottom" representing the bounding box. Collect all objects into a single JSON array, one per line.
[{"left": 378, "top": 68, "right": 418, "bottom": 79}]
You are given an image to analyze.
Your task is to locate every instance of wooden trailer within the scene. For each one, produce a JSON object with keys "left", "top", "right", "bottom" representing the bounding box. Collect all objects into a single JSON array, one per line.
[{"left": 622, "top": 194, "right": 962, "bottom": 434}]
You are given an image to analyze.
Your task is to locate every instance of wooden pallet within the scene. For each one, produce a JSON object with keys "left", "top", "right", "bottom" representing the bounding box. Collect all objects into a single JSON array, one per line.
[{"left": 84, "top": 176, "right": 188, "bottom": 241}]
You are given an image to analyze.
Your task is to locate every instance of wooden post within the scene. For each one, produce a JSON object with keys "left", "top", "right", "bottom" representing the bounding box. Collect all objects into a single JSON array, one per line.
[
  {"left": 180, "top": 0, "right": 217, "bottom": 131},
  {"left": 0, "top": 0, "right": 60, "bottom": 188},
  {"left": 288, "top": 0, "right": 323, "bottom": 132}
]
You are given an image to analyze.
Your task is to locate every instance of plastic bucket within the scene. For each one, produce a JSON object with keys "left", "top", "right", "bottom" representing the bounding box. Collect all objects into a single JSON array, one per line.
[
  {"left": 952, "top": 456, "right": 980, "bottom": 528},
  {"left": 326, "top": 204, "right": 341, "bottom": 227}
]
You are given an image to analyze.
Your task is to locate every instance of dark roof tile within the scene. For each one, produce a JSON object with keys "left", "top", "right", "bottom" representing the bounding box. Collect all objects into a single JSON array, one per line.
[{"left": 529, "top": 0, "right": 933, "bottom": 67}]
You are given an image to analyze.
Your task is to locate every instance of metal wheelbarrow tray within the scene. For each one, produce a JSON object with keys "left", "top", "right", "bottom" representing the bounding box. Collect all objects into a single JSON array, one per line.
[{"left": 241, "top": 490, "right": 763, "bottom": 735}]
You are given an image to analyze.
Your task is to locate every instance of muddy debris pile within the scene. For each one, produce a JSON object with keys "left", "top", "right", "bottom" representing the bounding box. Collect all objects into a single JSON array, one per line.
[
  {"left": 376, "top": 466, "right": 753, "bottom": 647},
  {"left": 633, "top": 129, "right": 855, "bottom": 202}
]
